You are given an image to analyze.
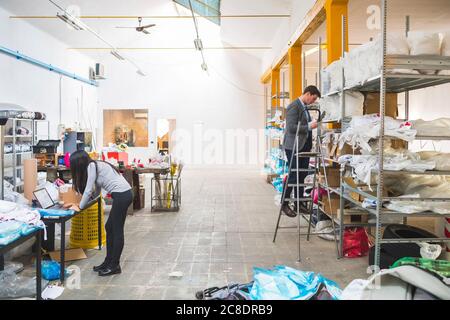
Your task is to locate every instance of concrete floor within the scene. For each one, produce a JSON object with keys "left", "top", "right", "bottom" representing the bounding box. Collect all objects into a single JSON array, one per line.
[{"left": 57, "top": 166, "right": 371, "bottom": 300}]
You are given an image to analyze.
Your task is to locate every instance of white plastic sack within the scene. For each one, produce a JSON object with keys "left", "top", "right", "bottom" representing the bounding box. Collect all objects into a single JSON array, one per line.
[
  {"left": 328, "top": 59, "right": 344, "bottom": 92},
  {"left": 408, "top": 31, "right": 441, "bottom": 55}
]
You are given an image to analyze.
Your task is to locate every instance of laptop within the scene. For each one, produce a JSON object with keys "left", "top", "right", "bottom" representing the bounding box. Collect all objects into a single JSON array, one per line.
[{"left": 33, "top": 188, "right": 64, "bottom": 210}]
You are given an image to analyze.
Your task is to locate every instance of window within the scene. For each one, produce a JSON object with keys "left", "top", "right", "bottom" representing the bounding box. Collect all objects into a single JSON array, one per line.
[{"left": 174, "top": 0, "right": 221, "bottom": 25}]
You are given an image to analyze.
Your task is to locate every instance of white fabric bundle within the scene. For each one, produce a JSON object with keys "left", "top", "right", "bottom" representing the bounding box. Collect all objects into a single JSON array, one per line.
[
  {"left": 328, "top": 59, "right": 344, "bottom": 92},
  {"left": 418, "top": 151, "right": 450, "bottom": 171},
  {"left": 408, "top": 31, "right": 441, "bottom": 55},
  {"left": 411, "top": 118, "right": 450, "bottom": 137}
]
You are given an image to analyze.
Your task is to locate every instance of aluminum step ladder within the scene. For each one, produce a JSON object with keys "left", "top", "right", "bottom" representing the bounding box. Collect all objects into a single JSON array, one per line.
[{"left": 272, "top": 108, "right": 340, "bottom": 262}]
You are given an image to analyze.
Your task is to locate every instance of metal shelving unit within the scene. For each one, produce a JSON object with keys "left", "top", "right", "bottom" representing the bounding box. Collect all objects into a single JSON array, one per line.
[
  {"left": 3, "top": 118, "right": 34, "bottom": 192},
  {"left": 318, "top": 0, "right": 450, "bottom": 267}
]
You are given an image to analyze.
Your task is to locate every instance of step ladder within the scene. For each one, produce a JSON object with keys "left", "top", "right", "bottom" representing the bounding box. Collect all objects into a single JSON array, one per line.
[{"left": 272, "top": 108, "right": 340, "bottom": 262}]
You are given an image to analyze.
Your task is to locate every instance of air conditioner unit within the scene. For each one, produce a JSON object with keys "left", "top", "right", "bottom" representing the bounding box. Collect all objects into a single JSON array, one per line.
[{"left": 93, "top": 63, "right": 106, "bottom": 80}]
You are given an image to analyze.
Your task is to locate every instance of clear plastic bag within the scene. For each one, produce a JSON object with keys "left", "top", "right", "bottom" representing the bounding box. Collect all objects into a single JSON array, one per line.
[
  {"left": 0, "top": 269, "right": 43, "bottom": 299},
  {"left": 408, "top": 31, "right": 441, "bottom": 56}
]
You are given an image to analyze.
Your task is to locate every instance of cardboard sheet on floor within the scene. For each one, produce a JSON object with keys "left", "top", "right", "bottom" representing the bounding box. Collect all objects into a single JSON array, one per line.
[{"left": 49, "top": 248, "right": 87, "bottom": 262}]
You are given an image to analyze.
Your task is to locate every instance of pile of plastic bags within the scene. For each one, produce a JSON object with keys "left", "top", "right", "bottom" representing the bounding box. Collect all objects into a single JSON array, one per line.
[{"left": 249, "top": 265, "right": 342, "bottom": 300}]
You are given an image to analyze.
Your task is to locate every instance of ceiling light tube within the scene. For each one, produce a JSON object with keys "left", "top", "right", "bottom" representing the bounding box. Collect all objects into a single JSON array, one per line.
[
  {"left": 136, "top": 69, "right": 146, "bottom": 76},
  {"left": 194, "top": 38, "right": 204, "bottom": 51},
  {"left": 111, "top": 50, "right": 125, "bottom": 61},
  {"left": 56, "top": 13, "right": 84, "bottom": 30}
]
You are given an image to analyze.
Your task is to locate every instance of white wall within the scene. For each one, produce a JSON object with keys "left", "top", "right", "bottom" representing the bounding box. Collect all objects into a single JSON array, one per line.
[
  {"left": 98, "top": 49, "right": 265, "bottom": 165},
  {"left": 262, "top": 0, "right": 317, "bottom": 72},
  {"left": 0, "top": 6, "right": 99, "bottom": 142}
]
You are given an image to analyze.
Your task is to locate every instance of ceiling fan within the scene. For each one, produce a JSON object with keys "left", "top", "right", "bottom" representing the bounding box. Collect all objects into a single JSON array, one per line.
[{"left": 116, "top": 17, "right": 156, "bottom": 34}]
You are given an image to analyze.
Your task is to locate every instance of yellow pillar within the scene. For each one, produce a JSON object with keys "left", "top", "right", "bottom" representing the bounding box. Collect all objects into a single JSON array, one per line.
[
  {"left": 288, "top": 46, "right": 302, "bottom": 102},
  {"left": 325, "top": 0, "right": 349, "bottom": 65},
  {"left": 271, "top": 69, "right": 280, "bottom": 108}
]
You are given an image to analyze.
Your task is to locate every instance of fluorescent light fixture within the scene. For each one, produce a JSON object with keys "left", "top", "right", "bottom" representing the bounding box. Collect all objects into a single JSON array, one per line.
[
  {"left": 56, "top": 12, "right": 84, "bottom": 30},
  {"left": 136, "top": 69, "right": 146, "bottom": 76},
  {"left": 111, "top": 50, "right": 125, "bottom": 61},
  {"left": 194, "top": 38, "right": 204, "bottom": 51}
]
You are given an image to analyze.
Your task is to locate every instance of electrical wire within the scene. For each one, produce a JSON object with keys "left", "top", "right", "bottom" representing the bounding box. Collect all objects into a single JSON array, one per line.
[{"left": 208, "top": 63, "right": 265, "bottom": 97}]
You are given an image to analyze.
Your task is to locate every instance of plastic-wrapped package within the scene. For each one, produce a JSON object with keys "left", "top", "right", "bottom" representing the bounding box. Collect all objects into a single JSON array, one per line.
[
  {"left": 321, "top": 69, "right": 331, "bottom": 95},
  {"left": 344, "top": 91, "right": 364, "bottom": 117},
  {"left": 408, "top": 31, "right": 441, "bottom": 56},
  {"left": 319, "top": 95, "right": 341, "bottom": 120},
  {"left": 411, "top": 118, "right": 450, "bottom": 137},
  {"left": 442, "top": 32, "right": 450, "bottom": 56},
  {"left": 408, "top": 31, "right": 441, "bottom": 75},
  {"left": 249, "top": 265, "right": 341, "bottom": 300},
  {"left": 418, "top": 151, "right": 450, "bottom": 171},
  {"left": 327, "top": 59, "right": 343, "bottom": 92},
  {"left": 0, "top": 221, "right": 23, "bottom": 246}
]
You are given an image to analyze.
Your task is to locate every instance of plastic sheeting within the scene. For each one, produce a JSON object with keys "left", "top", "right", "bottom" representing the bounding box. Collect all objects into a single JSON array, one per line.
[
  {"left": 328, "top": 59, "right": 343, "bottom": 92},
  {"left": 442, "top": 32, "right": 450, "bottom": 56},
  {"left": 339, "top": 115, "right": 416, "bottom": 152},
  {"left": 249, "top": 265, "right": 342, "bottom": 300}
]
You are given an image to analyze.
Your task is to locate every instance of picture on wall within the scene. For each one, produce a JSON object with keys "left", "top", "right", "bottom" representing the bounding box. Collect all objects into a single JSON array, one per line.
[{"left": 103, "top": 109, "right": 149, "bottom": 147}]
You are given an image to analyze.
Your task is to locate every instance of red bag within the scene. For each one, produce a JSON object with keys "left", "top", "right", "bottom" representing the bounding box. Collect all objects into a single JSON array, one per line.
[{"left": 343, "top": 227, "right": 370, "bottom": 258}]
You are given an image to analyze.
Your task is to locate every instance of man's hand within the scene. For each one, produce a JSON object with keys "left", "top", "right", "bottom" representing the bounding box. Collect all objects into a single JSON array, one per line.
[{"left": 309, "top": 120, "right": 318, "bottom": 130}]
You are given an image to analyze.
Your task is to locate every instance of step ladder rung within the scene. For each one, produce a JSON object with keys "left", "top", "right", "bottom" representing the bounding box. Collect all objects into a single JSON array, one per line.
[
  {"left": 287, "top": 184, "right": 314, "bottom": 187},
  {"left": 284, "top": 198, "right": 312, "bottom": 202},
  {"left": 291, "top": 169, "right": 316, "bottom": 172},
  {"left": 296, "top": 152, "right": 321, "bottom": 157}
]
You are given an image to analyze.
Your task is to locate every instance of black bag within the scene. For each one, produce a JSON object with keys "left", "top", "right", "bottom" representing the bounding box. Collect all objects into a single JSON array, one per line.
[{"left": 195, "top": 282, "right": 254, "bottom": 300}]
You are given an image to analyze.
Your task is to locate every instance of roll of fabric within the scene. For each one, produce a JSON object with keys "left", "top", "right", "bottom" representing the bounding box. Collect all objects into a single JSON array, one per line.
[{"left": 24, "top": 159, "right": 38, "bottom": 203}]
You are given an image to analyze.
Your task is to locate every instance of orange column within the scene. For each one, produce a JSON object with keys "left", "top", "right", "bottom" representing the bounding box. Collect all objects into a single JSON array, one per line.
[
  {"left": 288, "top": 46, "right": 302, "bottom": 102},
  {"left": 271, "top": 69, "right": 280, "bottom": 108},
  {"left": 325, "top": 0, "right": 349, "bottom": 65}
]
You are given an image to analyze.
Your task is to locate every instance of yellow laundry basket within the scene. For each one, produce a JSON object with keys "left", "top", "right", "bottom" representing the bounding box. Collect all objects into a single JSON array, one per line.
[{"left": 70, "top": 199, "right": 106, "bottom": 249}]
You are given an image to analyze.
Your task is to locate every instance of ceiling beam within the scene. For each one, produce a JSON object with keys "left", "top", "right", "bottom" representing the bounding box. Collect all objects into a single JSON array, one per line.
[
  {"left": 10, "top": 14, "right": 291, "bottom": 19},
  {"left": 67, "top": 47, "right": 272, "bottom": 51}
]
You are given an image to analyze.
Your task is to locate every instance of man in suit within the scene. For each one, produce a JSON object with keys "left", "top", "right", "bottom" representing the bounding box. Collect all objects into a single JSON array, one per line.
[{"left": 282, "top": 86, "right": 321, "bottom": 218}]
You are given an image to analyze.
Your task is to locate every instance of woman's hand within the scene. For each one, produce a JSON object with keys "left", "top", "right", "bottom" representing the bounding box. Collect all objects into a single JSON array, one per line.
[
  {"left": 63, "top": 202, "right": 73, "bottom": 209},
  {"left": 70, "top": 205, "right": 81, "bottom": 212}
]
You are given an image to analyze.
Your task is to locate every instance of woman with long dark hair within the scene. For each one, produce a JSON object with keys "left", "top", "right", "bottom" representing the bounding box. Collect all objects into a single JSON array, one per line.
[{"left": 68, "top": 151, "right": 132, "bottom": 276}]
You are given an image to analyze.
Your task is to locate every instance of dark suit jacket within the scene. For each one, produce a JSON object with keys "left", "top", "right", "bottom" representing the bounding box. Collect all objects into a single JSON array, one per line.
[{"left": 283, "top": 98, "right": 310, "bottom": 151}]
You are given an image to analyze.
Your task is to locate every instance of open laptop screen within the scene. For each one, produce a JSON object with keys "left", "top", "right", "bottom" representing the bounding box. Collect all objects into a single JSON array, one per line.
[{"left": 34, "top": 188, "right": 55, "bottom": 209}]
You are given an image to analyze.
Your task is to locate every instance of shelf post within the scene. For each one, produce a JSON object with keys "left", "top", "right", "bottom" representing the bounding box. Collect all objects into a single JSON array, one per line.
[
  {"left": 374, "top": 0, "right": 388, "bottom": 271},
  {"left": 325, "top": 0, "right": 349, "bottom": 65}
]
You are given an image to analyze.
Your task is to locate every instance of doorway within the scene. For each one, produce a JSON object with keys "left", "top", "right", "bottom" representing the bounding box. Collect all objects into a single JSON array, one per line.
[{"left": 156, "top": 119, "right": 176, "bottom": 155}]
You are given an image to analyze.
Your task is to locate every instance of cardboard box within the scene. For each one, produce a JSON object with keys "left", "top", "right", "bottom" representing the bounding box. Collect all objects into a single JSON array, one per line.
[
  {"left": 336, "top": 144, "right": 360, "bottom": 158},
  {"left": 320, "top": 194, "right": 369, "bottom": 224},
  {"left": 49, "top": 248, "right": 87, "bottom": 262},
  {"left": 59, "top": 186, "right": 82, "bottom": 205},
  {"left": 319, "top": 166, "right": 341, "bottom": 187},
  {"left": 364, "top": 93, "right": 398, "bottom": 118}
]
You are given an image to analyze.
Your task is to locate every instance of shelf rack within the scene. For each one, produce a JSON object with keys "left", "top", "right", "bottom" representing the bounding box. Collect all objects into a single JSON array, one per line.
[{"left": 318, "top": 1, "right": 450, "bottom": 268}]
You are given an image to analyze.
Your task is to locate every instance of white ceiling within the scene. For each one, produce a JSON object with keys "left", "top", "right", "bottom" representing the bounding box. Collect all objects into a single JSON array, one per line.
[{"left": 0, "top": 0, "right": 294, "bottom": 61}]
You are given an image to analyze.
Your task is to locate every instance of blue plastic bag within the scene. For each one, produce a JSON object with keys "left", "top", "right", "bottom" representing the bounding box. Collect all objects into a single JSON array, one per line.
[
  {"left": 38, "top": 209, "right": 75, "bottom": 218},
  {"left": 41, "top": 260, "right": 67, "bottom": 281},
  {"left": 249, "top": 265, "right": 342, "bottom": 300}
]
